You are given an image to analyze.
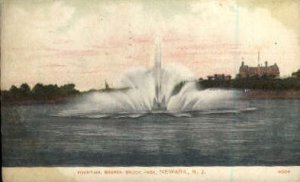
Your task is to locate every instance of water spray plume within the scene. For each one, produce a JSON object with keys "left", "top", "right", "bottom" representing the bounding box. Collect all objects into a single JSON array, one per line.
[{"left": 56, "top": 42, "right": 250, "bottom": 118}]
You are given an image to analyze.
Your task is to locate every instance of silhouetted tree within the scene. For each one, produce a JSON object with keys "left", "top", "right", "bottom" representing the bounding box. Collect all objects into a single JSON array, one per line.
[
  {"left": 292, "top": 69, "right": 300, "bottom": 79},
  {"left": 2, "top": 82, "right": 80, "bottom": 104},
  {"left": 19, "top": 83, "right": 31, "bottom": 97},
  {"left": 32, "top": 83, "right": 45, "bottom": 98},
  {"left": 59, "top": 83, "right": 79, "bottom": 95},
  {"left": 9, "top": 85, "right": 20, "bottom": 98}
]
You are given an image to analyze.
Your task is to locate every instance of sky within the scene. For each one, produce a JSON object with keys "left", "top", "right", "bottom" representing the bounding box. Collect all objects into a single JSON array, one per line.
[{"left": 1, "top": 0, "right": 300, "bottom": 91}]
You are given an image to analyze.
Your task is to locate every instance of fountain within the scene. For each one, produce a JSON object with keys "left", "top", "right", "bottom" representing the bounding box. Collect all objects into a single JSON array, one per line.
[
  {"left": 55, "top": 42, "right": 253, "bottom": 118},
  {"left": 152, "top": 42, "right": 166, "bottom": 111}
]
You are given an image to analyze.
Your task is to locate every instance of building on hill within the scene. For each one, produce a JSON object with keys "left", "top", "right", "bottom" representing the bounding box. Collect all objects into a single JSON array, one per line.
[
  {"left": 239, "top": 61, "right": 280, "bottom": 78},
  {"left": 238, "top": 52, "right": 280, "bottom": 78},
  {"left": 207, "top": 74, "right": 231, "bottom": 81}
]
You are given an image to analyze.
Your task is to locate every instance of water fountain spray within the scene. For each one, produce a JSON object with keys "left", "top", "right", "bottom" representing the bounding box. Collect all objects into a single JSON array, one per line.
[{"left": 152, "top": 40, "right": 167, "bottom": 110}]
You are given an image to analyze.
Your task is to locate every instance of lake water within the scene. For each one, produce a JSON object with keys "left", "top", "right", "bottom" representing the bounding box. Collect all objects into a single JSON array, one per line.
[{"left": 2, "top": 99, "right": 300, "bottom": 166}]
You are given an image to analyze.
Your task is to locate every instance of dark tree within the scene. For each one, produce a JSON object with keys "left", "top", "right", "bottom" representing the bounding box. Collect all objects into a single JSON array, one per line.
[
  {"left": 32, "top": 83, "right": 45, "bottom": 97},
  {"left": 9, "top": 85, "right": 20, "bottom": 98},
  {"left": 19, "top": 83, "right": 31, "bottom": 97},
  {"left": 292, "top": 69, "right": 300, "bottom": 79},
  {"left": 59, "top": 83, "right": 79, "bottom": 95}
]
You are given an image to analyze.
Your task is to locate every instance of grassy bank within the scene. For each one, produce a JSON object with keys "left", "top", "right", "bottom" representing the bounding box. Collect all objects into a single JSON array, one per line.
[
  {"left": 199, "top": 77, "right": 300, "bottom": 99},
  {"left": 241, "top": 90, "right": 300, "bottom": 100},
  {"left": 200, "top": 77, "right": 300, "bottom": 90}
]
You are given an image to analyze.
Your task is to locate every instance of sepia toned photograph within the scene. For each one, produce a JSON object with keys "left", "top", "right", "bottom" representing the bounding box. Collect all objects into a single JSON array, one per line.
[{"left": 1, "top": 0, "right": 300, "bottom": 181}]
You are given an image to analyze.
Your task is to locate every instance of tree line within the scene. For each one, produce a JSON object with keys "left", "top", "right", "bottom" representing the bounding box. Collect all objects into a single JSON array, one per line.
[
  {"left": 200, "top": 69, "right": 300, "bottom": 90},
  {"left": 1, "top": 83, "right": 80, "bottom": 103}
]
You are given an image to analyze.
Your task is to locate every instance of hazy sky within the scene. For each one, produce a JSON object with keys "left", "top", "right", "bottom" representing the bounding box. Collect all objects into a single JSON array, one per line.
[{"left": 1, "top": 0, "right": 300, "bottom": 91}]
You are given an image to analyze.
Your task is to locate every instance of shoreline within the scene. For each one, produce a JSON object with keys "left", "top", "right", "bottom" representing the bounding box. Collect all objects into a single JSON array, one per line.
[
  {"left": 1, "top": 90, "right": 300, "bottom": 106},
  {"left": 1, "top": 95, "right": 79, "bottom": 106},
  {"left": 241, "top": 89, "right": 300, "bottom": 100}
]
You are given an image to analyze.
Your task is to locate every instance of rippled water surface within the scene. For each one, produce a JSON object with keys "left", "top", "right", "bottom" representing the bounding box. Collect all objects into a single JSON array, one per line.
[{"left": 2, "top": 100, "right": 300, "bottom": 166}]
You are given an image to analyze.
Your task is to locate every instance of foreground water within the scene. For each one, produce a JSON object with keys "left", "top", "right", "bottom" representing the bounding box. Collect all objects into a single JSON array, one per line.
[{"left": 2, "top": 99, "right": 300, "bottom": 166}]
